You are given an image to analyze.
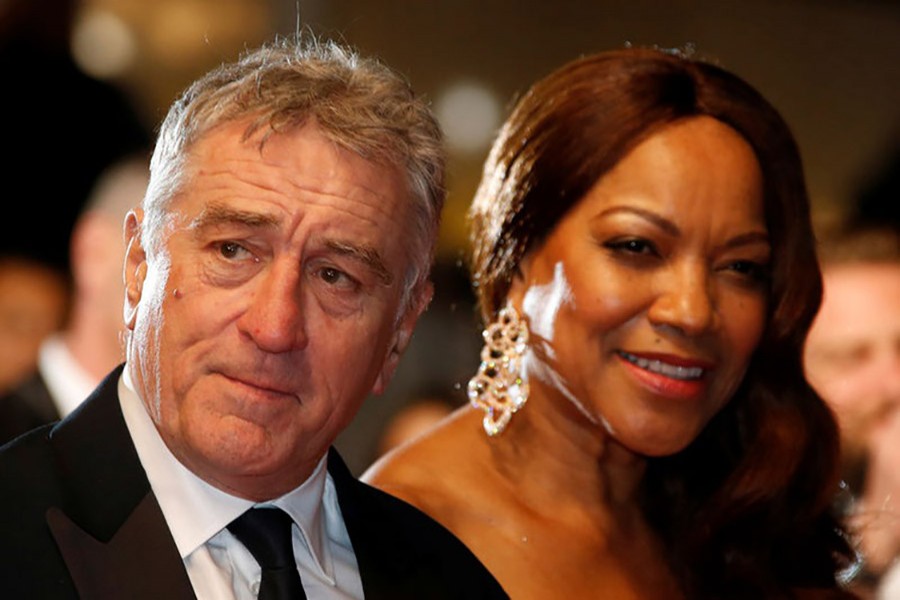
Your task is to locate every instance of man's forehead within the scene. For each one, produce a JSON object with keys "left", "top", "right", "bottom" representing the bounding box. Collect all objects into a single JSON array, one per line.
[
  {"left": 190, "top": 119, "right": 408, "bottom": 208},
  {"left": 823, "top": 264, "right": 900, "bottom": 303}
]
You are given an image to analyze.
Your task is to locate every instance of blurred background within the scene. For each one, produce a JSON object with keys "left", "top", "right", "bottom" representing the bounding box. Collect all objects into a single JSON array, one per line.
[{"left": 1, "top": 0, "right": 898, "bottom": 474}]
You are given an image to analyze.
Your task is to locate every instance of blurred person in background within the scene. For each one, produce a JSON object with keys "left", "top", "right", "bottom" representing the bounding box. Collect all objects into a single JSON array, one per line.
[
  {"left": 0, "top": 0, "right": 148, "bottom": 437},
  {"left": 804, "top": 223, "right": 900, "bottom": 599},
  {"left": 0, "top": 154, "right": 149, "bottom": 445},
  {"left": 0, "top": 256, "right": 69, "bottom": 398},
  {"left": 375, "top": 388, "right": 460, "bottom": 458},
  {"left": 0, "top": 0, "right": 150, "bottom": 284}
]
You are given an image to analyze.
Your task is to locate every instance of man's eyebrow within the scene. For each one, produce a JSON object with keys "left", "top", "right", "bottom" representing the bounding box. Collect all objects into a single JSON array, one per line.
[
  {"left": 188, "top": 202, "right": 281, "bottom": 232},
  {"left": 326, "top": 239, "right": 394, "bottom": 286},
  {"left": 187, "top": 203, "right": 395, "bottom": 284}
]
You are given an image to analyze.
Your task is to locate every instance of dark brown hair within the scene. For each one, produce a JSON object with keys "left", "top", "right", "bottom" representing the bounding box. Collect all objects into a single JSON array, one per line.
[{"left": 469, "top": 47, "right": 856, "bottom": 598}]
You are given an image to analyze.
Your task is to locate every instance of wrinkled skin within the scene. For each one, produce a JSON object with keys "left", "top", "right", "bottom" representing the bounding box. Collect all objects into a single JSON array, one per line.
[{"left": 124, "top": 120, "right": 430, "bottom": 500}]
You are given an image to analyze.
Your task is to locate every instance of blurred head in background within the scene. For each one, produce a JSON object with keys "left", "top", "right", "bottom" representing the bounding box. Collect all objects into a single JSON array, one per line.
[
  {"left": 0, "top": 257, "right": 69, "bottom": 394},
  {"left": 804, "top": 224, "right": 900, "bottom": 584}
]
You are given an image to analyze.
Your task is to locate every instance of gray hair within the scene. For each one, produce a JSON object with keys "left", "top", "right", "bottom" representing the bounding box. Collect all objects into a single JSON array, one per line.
[{"left": 144, "top": 34, "right": 446, "bottom": 301}]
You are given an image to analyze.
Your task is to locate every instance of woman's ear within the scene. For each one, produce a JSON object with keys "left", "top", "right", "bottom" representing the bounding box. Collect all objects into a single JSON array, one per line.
[
  {"left": 504, "top": 252, "right": 535, "bottom": 314},
  {"left": 123, "top": 209, "right": 147, "bottom": 330}
]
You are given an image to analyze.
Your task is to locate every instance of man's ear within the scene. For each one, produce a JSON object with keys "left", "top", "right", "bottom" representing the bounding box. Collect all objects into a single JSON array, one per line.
[
  {"left": 371, "top": 280, "right": 434, "bottom": 395},
  {"left": 123, "top": 209, "right": 147, "bottom": 330}
]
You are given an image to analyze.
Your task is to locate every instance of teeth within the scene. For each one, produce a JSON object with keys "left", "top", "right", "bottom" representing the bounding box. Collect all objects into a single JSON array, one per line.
[{"left": 619, "top": 352, "right": 704, "bottom": 380}]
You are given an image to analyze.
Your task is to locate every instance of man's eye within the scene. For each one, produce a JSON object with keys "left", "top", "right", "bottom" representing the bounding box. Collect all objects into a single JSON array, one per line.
[
  {"left": 320, "top": 267, "right": 344, "bottom": 283},
  {"left": 316, "top": 266, "right": 360, "bottom": 292},
  {"left": 219, "top": 242, "right": 250, "bottom": 260}
]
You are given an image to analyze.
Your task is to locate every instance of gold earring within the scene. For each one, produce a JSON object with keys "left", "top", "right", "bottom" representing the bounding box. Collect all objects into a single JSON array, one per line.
[{"left": 467, "top": 303, "right": 530, "bottom": 436}]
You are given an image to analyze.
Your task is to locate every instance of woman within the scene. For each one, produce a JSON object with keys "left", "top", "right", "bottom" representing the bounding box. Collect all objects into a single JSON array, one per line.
[{"left": 364, "top": 47, "right": 858, "bottom": 599}]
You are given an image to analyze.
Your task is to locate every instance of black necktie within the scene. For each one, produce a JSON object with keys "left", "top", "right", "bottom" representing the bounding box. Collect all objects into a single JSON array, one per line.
[{"left": 227, "top": 508, "right": 308, "bottom": 600}]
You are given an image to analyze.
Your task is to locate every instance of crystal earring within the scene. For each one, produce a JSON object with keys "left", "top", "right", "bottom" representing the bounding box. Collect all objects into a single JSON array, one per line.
[{"left": 467, "top": 303, "right": 530, "bottom": 436}]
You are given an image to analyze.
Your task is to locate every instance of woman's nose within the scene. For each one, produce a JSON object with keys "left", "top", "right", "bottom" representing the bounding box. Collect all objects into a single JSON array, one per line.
[{"left": 647, "top": 265, "right": 716, "bottom": 337}]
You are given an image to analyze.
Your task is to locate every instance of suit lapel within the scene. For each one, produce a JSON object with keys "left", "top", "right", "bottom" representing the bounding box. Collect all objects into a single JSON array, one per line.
[
  {"left": 327, "top": 447, "right": 416, "bottom": 593},
  {"left": 327, "top": 447, "right": 508, "bottom": 599},
  {"left": 48, "top": 494, "right": 195, "bottom": 599},
  {"left": 20, "top": 371, "right": 61, "bottom": 423},
  {"left": 44, "top": 366, "right": 195, "bottom": 599}
]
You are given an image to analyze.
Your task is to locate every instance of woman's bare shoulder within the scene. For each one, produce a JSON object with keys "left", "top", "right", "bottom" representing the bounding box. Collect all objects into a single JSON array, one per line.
[{"left": 362, "top": 406, "right": 486, "bottom": 516}]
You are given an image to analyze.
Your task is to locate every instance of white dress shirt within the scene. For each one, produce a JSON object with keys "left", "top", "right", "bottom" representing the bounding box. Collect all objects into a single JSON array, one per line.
[
  {"left": 117, "top": 368, "right": 364, "bottom": 599},
  {"left": 878, "top": 560, "right": 900, "bottom": 600},
  {"left": 38, "top": 335, "right": 96, "bottom": 418}
]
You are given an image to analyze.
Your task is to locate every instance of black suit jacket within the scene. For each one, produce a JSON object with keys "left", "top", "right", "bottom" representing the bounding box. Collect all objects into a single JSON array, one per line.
[
  {"left": 0, "top": 365, "right": 508, "bottom": 599},
  {"left": 0, "top": 370, "right": 60, "bottom": 445}
]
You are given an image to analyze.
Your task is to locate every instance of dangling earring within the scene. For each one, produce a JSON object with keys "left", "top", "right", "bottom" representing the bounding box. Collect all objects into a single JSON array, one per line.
[{"left": 467, "top": 303, "right": 530, "bottom": 436}]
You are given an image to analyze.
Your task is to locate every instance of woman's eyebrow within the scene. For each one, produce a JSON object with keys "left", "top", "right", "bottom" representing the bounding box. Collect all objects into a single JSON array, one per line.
[
  {"left": 720, "top": 231, "right": 770, "bottom": 252},
  {"left": 593, "top": 206, "right": 770, "bottom": 249},
  {"left": 594, "top": 206, "right": 680, "bottom": 236}
]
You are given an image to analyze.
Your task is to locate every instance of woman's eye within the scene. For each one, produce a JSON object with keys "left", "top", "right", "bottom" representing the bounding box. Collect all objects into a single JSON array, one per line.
[
  {"left": 725, "top": 260, "right": 770, "bottom": 283},
  {"left": 604, "top": 238, "right": 658, "bottom": 256}
]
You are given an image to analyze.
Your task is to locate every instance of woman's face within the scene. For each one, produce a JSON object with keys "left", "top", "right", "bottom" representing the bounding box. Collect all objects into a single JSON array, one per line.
[{"left": 509, "top": 116, "right": 770, "bottom": 456}]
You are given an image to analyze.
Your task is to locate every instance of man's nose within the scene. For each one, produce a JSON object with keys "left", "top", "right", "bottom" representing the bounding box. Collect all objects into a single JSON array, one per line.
[{"left": 237, "top": 263, "right": 308, "bottom": 353}]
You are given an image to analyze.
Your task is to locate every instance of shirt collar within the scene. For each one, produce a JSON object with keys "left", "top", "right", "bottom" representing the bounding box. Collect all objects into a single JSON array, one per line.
[
  {"left": 39, "top": 334, "right": 96, "bottom": 418},
  {"left": 117, "top": 367, "right": 335, "bottom": 582}
]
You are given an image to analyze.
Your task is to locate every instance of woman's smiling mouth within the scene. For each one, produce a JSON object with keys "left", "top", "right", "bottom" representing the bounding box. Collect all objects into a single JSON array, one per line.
[{"left": 616, "top": 350, "right": 706, "bottom": 380}]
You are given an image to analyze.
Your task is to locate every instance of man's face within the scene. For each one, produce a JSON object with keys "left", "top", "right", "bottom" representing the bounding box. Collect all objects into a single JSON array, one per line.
[
  {"left": 124, "top": 119, "right": 427, "bottom": 500},
  {"left": 804, "top": 262, "right": 900, "bottom": 466}
]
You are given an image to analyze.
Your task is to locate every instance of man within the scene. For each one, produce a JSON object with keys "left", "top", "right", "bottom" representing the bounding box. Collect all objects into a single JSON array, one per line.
[
  {"left": 0, "top": 36, "right": 506, "bottom": 599},
  {"left": 803, "top": 223, "right": 900, "bottom": 599},
  {"left": 0, "top": 154, "right": 148, "bottom": 445}
]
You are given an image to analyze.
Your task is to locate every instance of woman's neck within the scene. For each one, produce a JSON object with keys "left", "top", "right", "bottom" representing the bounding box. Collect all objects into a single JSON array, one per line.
[{"left": 479, "top": 386, "right": 648, "bottom": 514}]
